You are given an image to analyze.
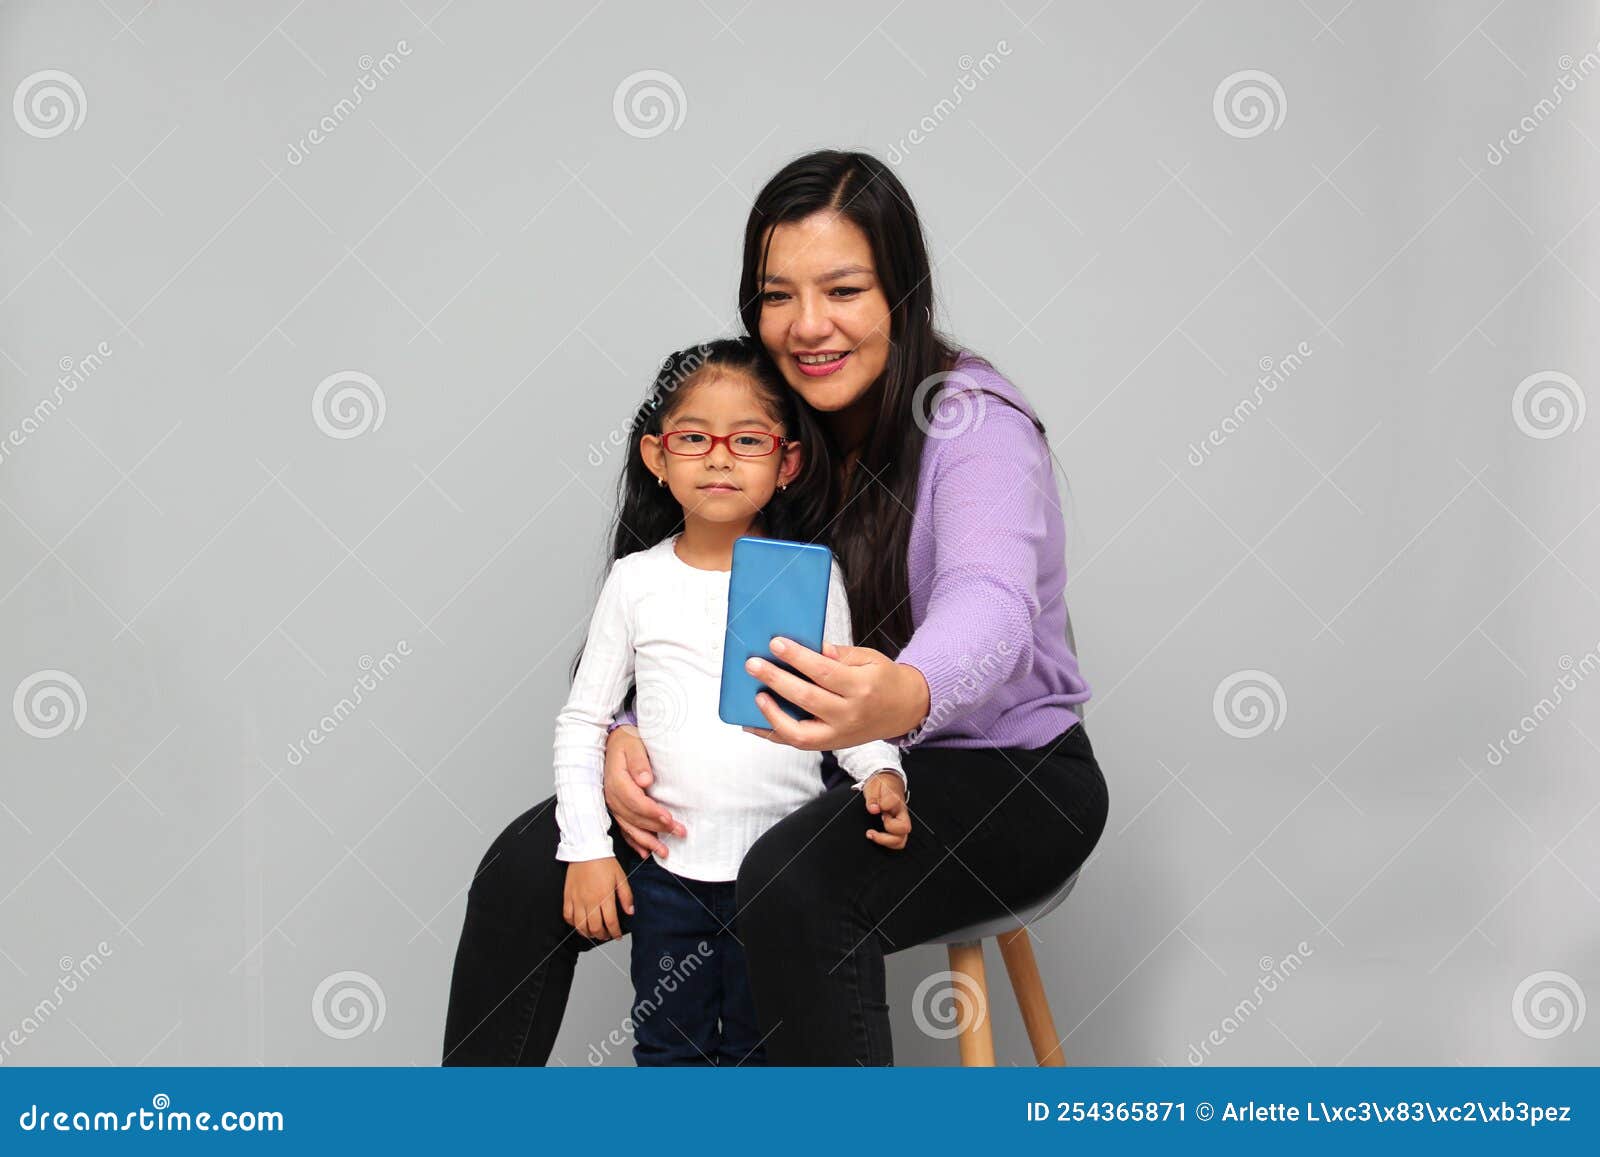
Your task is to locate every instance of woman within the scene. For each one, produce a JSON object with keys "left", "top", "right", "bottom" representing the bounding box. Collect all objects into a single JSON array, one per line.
[{"left": 442, "top": 150, "right": 1108, "bottom": 1066}]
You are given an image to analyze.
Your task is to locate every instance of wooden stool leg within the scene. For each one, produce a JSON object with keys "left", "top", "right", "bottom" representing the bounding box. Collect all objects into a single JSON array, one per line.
[
  {"left": 999, "top": 928, "right": 1065, "bottom": 1066},
  {"left": 945, "top": 941, "right": 995, "bottom": 1067}
]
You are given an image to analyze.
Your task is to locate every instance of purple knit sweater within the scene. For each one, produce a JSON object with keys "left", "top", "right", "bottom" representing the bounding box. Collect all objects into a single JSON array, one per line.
[
  {"left": 890, "top": 353, "right": 1089, "bottom": 749},
  {"left": 612, "top": 352, "right": 1090, "bottom": 751}
]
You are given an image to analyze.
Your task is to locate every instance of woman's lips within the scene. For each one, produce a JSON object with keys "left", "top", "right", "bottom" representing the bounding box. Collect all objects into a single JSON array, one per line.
[{"left": 794, "top": 350, "right": 851, "bottom": 377}]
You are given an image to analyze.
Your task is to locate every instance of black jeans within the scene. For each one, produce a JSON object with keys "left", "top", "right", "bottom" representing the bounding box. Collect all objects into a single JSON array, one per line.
[
  {"left": 441, "top": 721, "right": 1107, "bottom": 1066},
  {"left": 626, "top": 855, "right": 765, "bottom": 1066}
]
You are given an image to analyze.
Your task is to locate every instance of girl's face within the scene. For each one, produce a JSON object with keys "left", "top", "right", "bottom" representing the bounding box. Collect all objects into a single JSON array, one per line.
[
  {"left": 640, "top": 370, "right": 802, "bottom": 528},
  {"left": 755, "top": 211, "right": 893, "bottom": 414}
]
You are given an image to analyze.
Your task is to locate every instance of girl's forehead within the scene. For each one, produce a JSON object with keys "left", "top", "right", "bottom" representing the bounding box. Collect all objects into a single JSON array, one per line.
[{"left": 663, "top": 372, "right": 784, "bottom": 429}]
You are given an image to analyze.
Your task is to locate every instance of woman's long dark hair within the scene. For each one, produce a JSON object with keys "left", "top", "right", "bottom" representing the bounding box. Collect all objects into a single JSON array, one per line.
[
  {"left": 570, "top": 337, "right": 831, "bottom": 686},
  {"left": 738, "top": 150, "right": 1046, "bottom": 655}
]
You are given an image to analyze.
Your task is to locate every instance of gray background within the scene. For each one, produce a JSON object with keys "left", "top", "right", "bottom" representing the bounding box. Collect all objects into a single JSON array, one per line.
[{"left": 2, "top": 0, "right": 1597, "bottom": 1066}]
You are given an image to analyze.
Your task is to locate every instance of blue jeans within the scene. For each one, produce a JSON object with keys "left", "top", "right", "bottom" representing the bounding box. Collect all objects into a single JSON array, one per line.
[
  {"left": 627, "top": 855, "right": 766, "bottom": 1066},
  {"left": 624, "top": 857, "right": 768, "bottom": 1062}
]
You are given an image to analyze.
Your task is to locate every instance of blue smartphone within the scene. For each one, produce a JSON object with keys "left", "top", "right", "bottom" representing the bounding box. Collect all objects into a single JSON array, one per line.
[{"left": 718, "top": 536, "right": 833, "bottom": 729}]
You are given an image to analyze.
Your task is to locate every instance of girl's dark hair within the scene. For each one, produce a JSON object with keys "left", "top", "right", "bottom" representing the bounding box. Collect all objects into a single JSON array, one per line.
[
  {"left": 737, "top": 149, "right": 1046, "bottom": 654},
  {"left": 571, "top": 337, "right": 831, "bottom": 688}
]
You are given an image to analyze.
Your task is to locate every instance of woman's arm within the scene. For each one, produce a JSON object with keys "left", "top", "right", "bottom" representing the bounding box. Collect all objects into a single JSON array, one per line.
[
  {"left": 892, "top": 402, "right": 1049, "bottom": 732},
  {"left": 743, "top": 401, "right": 1050, "bottom": 749}
]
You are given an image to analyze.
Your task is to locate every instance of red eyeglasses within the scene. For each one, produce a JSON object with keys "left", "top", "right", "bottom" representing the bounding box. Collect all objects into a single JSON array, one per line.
[{"left": 661, "top": 430, "right": 786, "bottom": 458}]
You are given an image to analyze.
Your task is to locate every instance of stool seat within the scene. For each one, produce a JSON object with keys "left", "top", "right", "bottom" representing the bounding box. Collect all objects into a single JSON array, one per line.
[{"left": 932, "top": 868, "right": 1080, "bottom": 944}]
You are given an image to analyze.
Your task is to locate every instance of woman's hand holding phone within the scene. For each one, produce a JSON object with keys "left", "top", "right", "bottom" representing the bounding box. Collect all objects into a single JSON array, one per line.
[{"left": 742, "top": 639, "right": 931, "bottom": 751}]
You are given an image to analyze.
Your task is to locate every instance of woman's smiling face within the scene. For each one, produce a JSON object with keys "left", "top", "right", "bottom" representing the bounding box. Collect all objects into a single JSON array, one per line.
[{"left": 755, "top": 211, "right": 893, "bottom": 413}]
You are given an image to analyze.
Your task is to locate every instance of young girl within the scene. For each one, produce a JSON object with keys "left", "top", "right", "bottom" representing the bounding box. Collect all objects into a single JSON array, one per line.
[{"left": 552, "top": 337, "right": 909, "bottom": 1066}]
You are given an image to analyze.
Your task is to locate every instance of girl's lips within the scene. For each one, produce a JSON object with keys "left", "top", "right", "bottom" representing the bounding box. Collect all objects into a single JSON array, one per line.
[
  {"left": 700, "top": 484, "right": 739, "bottom": 493},
  {"left": 794, "top": 350, "right": 851, "bottom": 377}
]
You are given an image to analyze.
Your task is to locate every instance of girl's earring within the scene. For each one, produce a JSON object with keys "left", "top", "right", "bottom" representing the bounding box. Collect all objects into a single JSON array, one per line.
[
  {"left": 779, "top": 483, "right": 788, "bottom": 491},
  {"left": 656, "top": 476, "right": 665, "bottom": 487}
]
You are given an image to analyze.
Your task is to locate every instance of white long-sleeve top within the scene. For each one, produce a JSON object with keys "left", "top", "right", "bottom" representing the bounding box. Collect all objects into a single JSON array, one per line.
[{"left": 553, "top": 534, "right": 906, "bottom": 882}]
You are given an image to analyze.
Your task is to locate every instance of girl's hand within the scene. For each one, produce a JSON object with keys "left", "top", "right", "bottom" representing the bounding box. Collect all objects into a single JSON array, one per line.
[
  {"left": 861, "top": 771, "right": 911, "bottom": 850},
  {"left": 563, "top": 857, "right": 635, "bottom": 941},
  {"left": 602, "top": 724, "right": 685, "bottom": 860},
  {"left": 741, "top": 640, "right": 931, "bottom": 751}
]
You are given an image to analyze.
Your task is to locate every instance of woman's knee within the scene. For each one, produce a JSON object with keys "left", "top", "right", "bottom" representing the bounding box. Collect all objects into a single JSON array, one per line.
[
  {"left": 467, "top": 796, "right": 563, "bottom": 912},
  {"left": 736, "top": 802, "right": 846, "bottom": 932}
]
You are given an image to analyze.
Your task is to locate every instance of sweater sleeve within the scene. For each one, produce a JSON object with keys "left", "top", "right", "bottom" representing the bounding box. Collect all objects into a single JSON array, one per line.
[
  {"left": 894, "top": 400, "right": 1050, "bottom": 742},
  {"left": 552, "top": 559, "right": 636, "bottom": 862},
  {"left": 822, "top": 559, "right": 908, "bottom": 794}
]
